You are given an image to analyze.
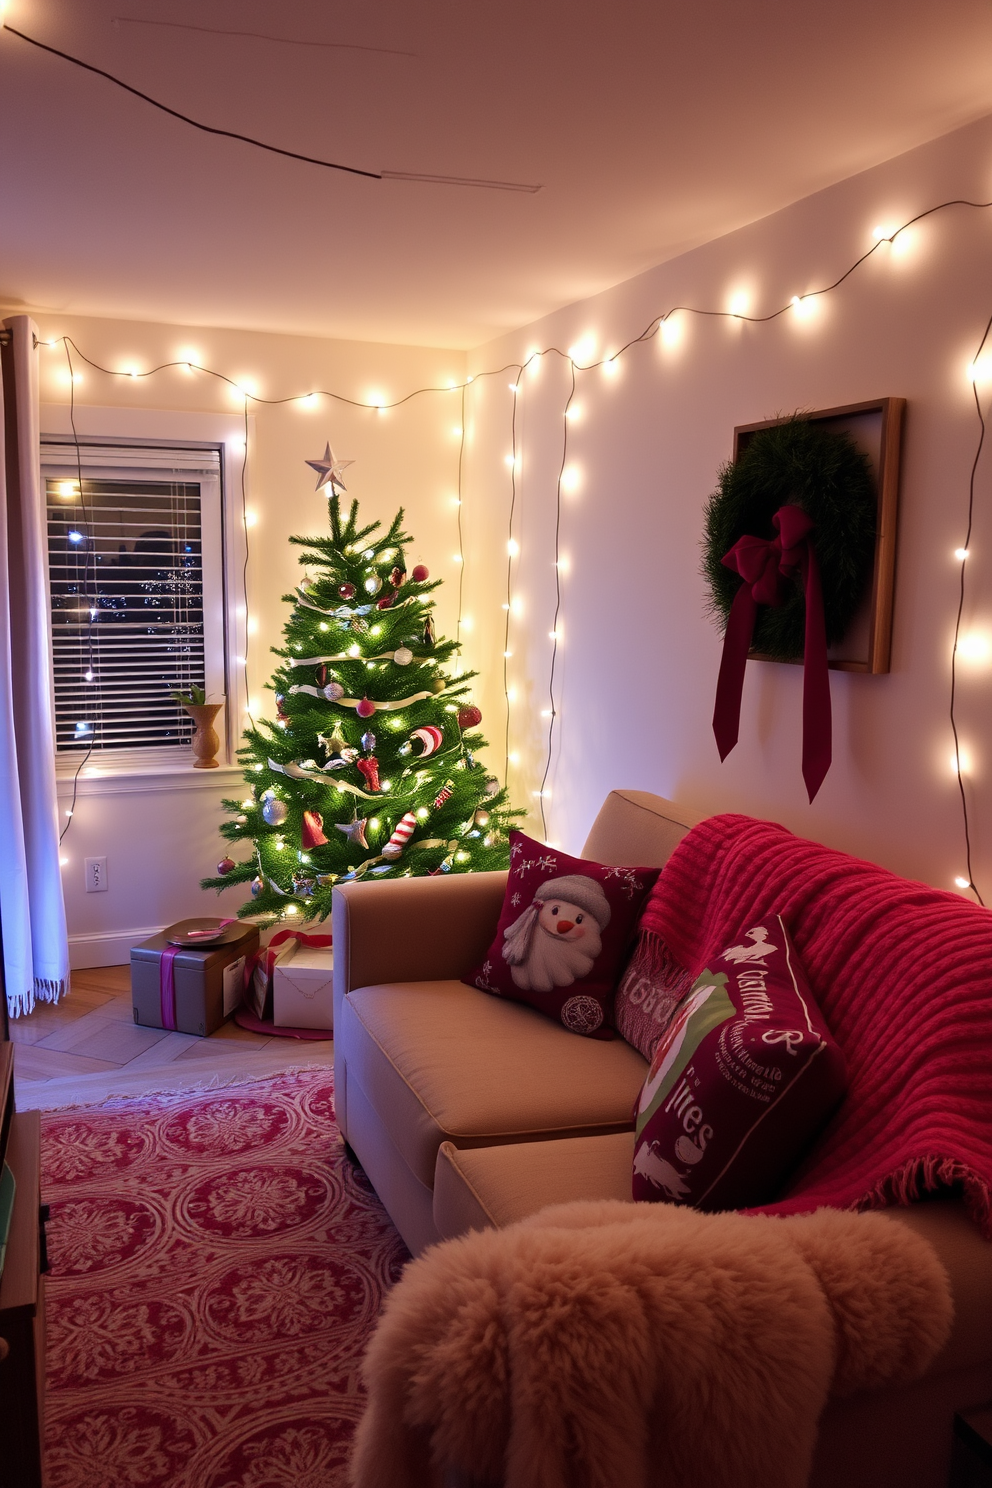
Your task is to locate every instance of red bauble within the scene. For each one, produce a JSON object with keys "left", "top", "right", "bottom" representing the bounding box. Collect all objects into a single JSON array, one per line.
[
  {"left": 356, "top": 756, "right": 381, "bottom": 792},
  {"left": 217, "top": 856, "right": 235, "bottom": 875},
  {"left": 412, "top": 564, "right": 429, "bottom": 582},
  {"left": 356, "top": 697, "right": 376, "bottom": 718},
  {"left": 458, "top": 705, "right": 482, "bottom": 730},
  {"left": 390, "top": 567, "right": 406, "bottom": 588},
  {"left": 338, "top": 582, "right": 356, "bottom": 600},
  {"left": 376, "top": 594, "right": 394, "bottom": 610},
  {"left": 316, "top": 664, "right": 328, "bottom": 687}
]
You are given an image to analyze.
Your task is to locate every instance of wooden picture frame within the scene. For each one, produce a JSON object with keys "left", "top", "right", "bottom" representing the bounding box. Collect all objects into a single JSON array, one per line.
[{"left": 734, "top": 397, "right": 905, "bottom": 674}]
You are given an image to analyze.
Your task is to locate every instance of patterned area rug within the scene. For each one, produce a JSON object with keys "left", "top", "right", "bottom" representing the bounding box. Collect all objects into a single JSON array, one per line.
[{"left": 41, "top": 1067, "right": 409, "bottom": 1487}]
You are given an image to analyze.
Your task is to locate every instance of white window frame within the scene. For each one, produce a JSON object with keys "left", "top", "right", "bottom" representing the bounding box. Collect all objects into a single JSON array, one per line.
[{"left": 41, "top": 404, "right": 251, "bottom": 781}]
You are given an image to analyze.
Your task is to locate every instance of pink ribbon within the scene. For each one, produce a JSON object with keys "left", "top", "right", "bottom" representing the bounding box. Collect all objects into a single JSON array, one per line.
[
  {"left": 160, "top": 946, "right": 179, "bottom": 1030},
  {"left": 712, "top": 503, "right": 831, "bottom": 802}
]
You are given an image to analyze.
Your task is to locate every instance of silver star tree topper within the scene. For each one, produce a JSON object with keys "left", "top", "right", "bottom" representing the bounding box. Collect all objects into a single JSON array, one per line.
[{"left": 306, "top": 442, "right": 354, "bottom": 494}]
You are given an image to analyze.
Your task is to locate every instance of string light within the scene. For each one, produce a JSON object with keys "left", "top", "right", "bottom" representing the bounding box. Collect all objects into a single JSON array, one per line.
[{"left": 42, "top": 188, "right": 992, "bottom": 883}]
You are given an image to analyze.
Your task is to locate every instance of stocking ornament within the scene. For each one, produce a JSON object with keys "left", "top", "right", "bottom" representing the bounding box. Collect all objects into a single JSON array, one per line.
[{"left": 356, "top": 756, "right": 381, "bottom": 792}]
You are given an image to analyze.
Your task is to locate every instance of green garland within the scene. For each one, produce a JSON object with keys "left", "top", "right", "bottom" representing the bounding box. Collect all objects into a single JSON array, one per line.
[{"left": 702, "top": 416, "right": 877, "bottom": 661}]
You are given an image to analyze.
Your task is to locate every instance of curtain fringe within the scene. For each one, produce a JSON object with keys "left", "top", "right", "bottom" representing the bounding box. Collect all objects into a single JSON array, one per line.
[{"left": 8, "top": 976, "right": 69, "bottom": 1019}]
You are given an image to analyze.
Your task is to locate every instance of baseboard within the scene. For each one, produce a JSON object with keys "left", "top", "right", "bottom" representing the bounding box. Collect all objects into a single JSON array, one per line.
[{"left": 68, "top": 926, "right": 164, "bottom": 970}]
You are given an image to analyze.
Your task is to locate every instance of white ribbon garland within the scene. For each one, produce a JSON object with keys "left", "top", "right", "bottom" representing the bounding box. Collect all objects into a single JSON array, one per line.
[{"left": 287, "top": 685, "right": 441, "bottom": 710}]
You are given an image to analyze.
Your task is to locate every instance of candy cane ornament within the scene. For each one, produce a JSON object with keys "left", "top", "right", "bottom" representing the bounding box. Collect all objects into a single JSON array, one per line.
[{"left": 381, "top": 812, "right": 417, "bottom": 860}]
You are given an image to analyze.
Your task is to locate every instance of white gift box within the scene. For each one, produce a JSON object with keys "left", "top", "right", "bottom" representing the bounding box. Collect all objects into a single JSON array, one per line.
[
  {"left": 272, "top": 944, "right": 334, "bottom": 1031},
  {"left": 247, "top": 934, "right": 298, "bottom": 1020}
]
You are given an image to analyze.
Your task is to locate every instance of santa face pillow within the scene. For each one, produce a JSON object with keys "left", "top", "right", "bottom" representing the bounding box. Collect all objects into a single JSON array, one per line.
[{"left": 464, "top": 832, "right": 661, "bottom": 1038}]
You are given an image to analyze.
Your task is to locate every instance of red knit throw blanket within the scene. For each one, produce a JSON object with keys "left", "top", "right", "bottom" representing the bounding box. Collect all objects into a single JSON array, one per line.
[{"left": 639, "top": 814, "right": 992, "bottom": 1238}]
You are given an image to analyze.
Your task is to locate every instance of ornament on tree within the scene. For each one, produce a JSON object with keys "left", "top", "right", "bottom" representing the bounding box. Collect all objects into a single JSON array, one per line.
[
  {"left": 423, "top": 615, "right": 436, "bottom": 648},
  {"left": 432, "top": 780, "right": 453, "bottom": 809},
  {"left": 483, "top": 777, "right": 500, "bottom": 798},
  {"left": 356, "top": 756, "right": 382, "bottom": 792},
  {"left": 390, "top": 567, "right": 406, "bottom": 588},
  {"left": 217, "top": 856, "right": 236, "bottom": 875},
  {"left": 364, "top": 575, "right": 382, "bottom": 595},
  {"left": 381, "top": 812, "right": 416, "bottom": 860},
  {"left": 412, "top": 564, "right": 429, "bottom": 582},
  {"left": 251, "top": 876, "right": 264, "bottom": 897},
  {"left": 338, "top": 582, "right": 356, "bottom": 600},
  {"left": 323, "top": 681, "right": 345, "bottom": 702},
  {"left": 430, "top": 678, "right": 446, "bottom": 694},
  {"left": 292, "top": 874, "right": 316, "bottom": 897},
  {"left": 360, "top": 731, "right": 376, "bottom": 752},
  {"left": 410, "top": 725, "right": 444, "bottom": 757},
  {"left": 458, "top": 705, "right": 482, "bottom": 730},
  {"left": 275, "top": 694, "right": 289, "bottom": 721},
  {"left": 306, "top": 442, "right": 354, "bottom": 494},
  {"left": 393, "top": 646, "right": 414, "bottom": 666},
  {"left": 376, "top": 595, "right": 393, "bottom": 610},
  {"left": 474, "top": 808, "right": 491, "bottom": 827},
  {"left": 336, "top": 816, "right": 370, "bottom": 849},
  {"left": 302, "top": 810, "right": 329, "bottom": 848},
  {"left": 262, "top": 792, "right": 289, "bottom": 826},
  {"left": 356, "top": 697, "right": 376, "bottom": 719},
  {"left": 315, "top": 664, "right": 328, "bottom": 687}
]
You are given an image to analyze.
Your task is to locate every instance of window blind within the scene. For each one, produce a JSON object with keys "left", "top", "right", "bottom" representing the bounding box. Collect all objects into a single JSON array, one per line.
[{"left": 43, "top": 444, "right": 221, "bottom": 755}]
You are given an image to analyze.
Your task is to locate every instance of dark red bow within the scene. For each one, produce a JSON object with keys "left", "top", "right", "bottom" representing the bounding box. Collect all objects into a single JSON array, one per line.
[{"left": 712, "top": 503, "right": 831, "bottom": 802}]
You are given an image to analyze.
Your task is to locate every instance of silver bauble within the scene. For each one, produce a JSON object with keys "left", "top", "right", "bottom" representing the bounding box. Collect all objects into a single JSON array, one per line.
[
  {"left": 262, "top": 797, "right": 289, "bottom": 826},
  {"left": 393, "top": 646, "right": 414, "bottom": 665}
]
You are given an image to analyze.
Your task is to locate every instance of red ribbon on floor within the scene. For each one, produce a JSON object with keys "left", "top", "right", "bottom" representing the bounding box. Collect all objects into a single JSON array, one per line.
[{"left": 712, "top": 503, "right": 831, "bottom": 802}]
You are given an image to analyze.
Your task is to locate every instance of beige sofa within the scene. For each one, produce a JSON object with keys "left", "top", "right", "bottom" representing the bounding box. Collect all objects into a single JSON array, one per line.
[{"left": 332, "top": 788, "right": 992, "bottom": 1487}]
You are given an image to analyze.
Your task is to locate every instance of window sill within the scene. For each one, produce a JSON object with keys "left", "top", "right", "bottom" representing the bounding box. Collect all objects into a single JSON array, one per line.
[{"left": 55, "top": 762, "right": 245, "bottom": 798}]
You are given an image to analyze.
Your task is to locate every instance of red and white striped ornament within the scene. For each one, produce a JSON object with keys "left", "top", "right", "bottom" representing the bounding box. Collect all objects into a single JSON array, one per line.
[
  {"left": 381, "top": 812, "right": 417, "bottom": 860},
  {"left": 432, "top": 780, "right": 453, "bottom": 809}
]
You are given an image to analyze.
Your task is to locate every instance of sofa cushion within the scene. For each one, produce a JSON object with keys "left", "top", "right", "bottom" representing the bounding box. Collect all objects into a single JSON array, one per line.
[
  {"left": 341, "top": 980, "right": 648, "bottom": 1189},
  {"left": 434, "top": 1131, "right": 636, "bottom": 1239},
  {"left": 633, "top": 913, "right": 846, "bottom": 1210},
  {"left": 464, "top": 830, "right": 660, "bottom": 1039}
]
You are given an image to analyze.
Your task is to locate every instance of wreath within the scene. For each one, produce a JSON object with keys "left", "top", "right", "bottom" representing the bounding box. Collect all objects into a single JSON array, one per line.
[{"left": 702, "top": 416, "right": 877, "bottom": 661}]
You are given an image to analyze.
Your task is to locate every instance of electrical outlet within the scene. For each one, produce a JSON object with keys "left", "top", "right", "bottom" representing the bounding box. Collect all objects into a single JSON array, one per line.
[{"left": 84, "top": 856, "right": 108, "bottom": 893}]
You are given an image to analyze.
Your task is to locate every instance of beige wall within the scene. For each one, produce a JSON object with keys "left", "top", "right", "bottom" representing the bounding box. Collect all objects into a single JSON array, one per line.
[
  {"left": 462, "top": 113, "right": 992, "bottom": 894},
  {"left": 13, "top": 314, "right": 466, "bottom": 962}
]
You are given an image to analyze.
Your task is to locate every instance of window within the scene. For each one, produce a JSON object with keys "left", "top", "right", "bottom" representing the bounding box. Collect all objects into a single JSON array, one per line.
[{"left": 42, "top": 441, "right": 227, "bottom": 763}]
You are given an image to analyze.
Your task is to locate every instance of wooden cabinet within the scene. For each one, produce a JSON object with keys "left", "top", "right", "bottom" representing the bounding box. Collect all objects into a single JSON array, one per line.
[{"left": 0, "top": 1109, "right": 45, "bottom": 1488}]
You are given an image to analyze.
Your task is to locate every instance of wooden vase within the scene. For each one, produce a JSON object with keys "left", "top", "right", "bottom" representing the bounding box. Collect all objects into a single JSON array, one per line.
[{"left": 183, "top": 702, "right": 223, "bottom": 769}]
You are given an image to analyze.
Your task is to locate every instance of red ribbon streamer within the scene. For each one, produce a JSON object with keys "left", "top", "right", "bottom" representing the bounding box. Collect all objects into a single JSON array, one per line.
[
  {"left": 159, "top": 946, "right": 179, "bottom": 1030},
  {"left": 712, "top": 503, "right": 831, "bottom": 802}
]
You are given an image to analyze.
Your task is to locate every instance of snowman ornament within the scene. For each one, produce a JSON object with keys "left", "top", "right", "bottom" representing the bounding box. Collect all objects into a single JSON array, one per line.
[{"left": 501, "top": 874, "right": 611, "bottom": 994}]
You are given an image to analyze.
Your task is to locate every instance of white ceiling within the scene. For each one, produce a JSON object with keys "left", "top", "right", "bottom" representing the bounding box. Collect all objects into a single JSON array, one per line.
[{"left": 2, "top": 0, "right": 992, "bottom": 348}]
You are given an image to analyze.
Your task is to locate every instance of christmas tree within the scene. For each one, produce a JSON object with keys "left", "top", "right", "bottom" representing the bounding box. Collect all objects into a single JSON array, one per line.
[{"left": 203, "top": 484, "right": 517, "bottom": 921}]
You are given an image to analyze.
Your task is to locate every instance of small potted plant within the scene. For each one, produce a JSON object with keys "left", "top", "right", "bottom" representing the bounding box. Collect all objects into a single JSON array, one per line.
[{"left": 172, "top": 685, "right": 224, "bottom": 769}]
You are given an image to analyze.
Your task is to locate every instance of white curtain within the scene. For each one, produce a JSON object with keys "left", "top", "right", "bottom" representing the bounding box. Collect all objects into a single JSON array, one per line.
[{"left": 0, "top": 315, "right": 69, "bottom": 1016}]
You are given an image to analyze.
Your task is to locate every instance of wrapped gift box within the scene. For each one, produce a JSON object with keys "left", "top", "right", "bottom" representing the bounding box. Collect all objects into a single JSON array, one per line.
[
  {"left": 247, "top": 934, "right": 299, "bottom": 1021},
  {"left": 273, "top": 943, "right": 334, "bottom": 1032},
  {"left": 131, "top": 919, "right": 260, "bottom": 1037}
]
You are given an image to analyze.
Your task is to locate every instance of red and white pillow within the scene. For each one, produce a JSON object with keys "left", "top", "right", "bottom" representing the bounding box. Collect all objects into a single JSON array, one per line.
[
  {"left": 632, "top": 914, "right": 846, "bottom": 1209},
  {"left": 463, "top": 831, "right": 660, "bottom": 1039}
]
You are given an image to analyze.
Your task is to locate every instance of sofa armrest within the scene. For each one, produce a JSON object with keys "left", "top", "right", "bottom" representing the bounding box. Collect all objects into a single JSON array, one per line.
[{"left": 332, "top": 869, "right": 508, "bottom": 1006}]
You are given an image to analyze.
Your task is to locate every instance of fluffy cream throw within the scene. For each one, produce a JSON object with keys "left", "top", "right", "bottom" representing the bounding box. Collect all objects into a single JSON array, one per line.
[{"left": 350, "top": 1201, "right": 952, "bottom": 1488}]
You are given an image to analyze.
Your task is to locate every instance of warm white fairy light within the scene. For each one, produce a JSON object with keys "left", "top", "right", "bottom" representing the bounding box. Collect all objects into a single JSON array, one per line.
[
  {"left": 602, "top": 357, "right": 619, "bottom": 377},
  {"left": 298, "top": 393, "right": 320, "bottom": 409},
  {"left": 452, "top": 425, "right": 463, "bottom": 437},
  {"left": 565, "top": 403, "right": 583, "bottom": 421},
  {"left": 509, "top": 382, "right": 520, "bottom": 394},
  {"left": 727, "top": 291, "right": 750, "bottom": 317},
  {"left": 958, "top": 633, "right": 992, "bottom": 664},
  {"left": 872, "top": 224, "right": 895, "bottom": 242},
  {"left": 659, "top": 317, "right": 682, "bottom": 348},
  {"left": 57, "top": 481, "right": 77, "bottom": 498},
  {"left": 568, "top": 334, "right": 596, "bottom": 363},
  {"left": 955, "top": 547, "right": 970, "bottom": 560},
  {"left": 955, "top": 875, "right": 972, "bottom": 889},
  {"left": 244, "top": 510, "right": 257, "bottom": 527},
  {"left": 560, "top": 466, "right": 581, "bottom": 493},
  {"left": 451, "top": 553, "right": 462, "bottom": 564},
  {"left": 507, "top": 538, "right": 519, "bottom": 557}
]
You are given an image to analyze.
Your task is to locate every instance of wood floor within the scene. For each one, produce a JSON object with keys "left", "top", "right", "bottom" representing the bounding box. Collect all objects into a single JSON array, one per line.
[{"left": 10, "top": 965, "right": 333, "bottom": 1111}]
